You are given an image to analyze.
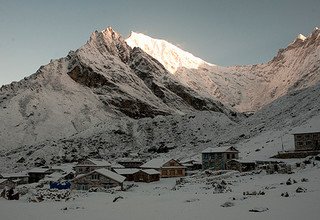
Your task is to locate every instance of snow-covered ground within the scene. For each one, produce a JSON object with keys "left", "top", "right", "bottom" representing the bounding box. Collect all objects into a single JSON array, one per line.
[{"left": 1, "top": 160, "right": 319, "bottom": 220}]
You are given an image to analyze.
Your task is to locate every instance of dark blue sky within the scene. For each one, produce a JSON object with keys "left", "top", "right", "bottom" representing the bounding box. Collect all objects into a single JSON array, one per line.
[{"left": 1, "top": 0, "right": 320, "bottom": 86}]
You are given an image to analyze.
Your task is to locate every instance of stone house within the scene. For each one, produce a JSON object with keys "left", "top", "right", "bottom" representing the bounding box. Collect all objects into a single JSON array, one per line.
[
  {"left": 0, "top": 171, "right": 29, "bottom": 185},
  {"left": 140, "top": 158, "right": 186, "bottom": 178},
  {"left": 72, "top": 168, "right": 125, "bottom": 190},
  {"left": 133, "top": 169, "right": 160, "bottom": 183},
  {"left": 294, "top": 132, "right": 320, "bottom": 151},
  {"left": 113, "top": 168, "right": 139, "bottom": 181},
  {"left": 28, "top": 168, "right": 53, "bottom": 183},
  {"left": 74, "top": 158, "right": 111, "bottom": 174},
  {"left": 202, "top": 146, "right": 239, "bottom": 170}
]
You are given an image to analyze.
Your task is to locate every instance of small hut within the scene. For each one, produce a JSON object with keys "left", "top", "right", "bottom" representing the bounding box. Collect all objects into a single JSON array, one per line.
[
  {"left": 140, "top": 158, "right": 186, "bottom": 178},
  {"left": 113, "top": 168, "right": 139, "bottom": 181},
  {"left": 133, "top": 169, "right": 160, "bottom": 183}
]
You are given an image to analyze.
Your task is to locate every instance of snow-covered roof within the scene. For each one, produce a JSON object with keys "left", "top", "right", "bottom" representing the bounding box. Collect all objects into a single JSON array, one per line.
[
  {"left": 114, "top": 168, "right": 139, "bottom": 175},
  {"left": 227, "top": 159, "right": 256, "bottom": 164},
  {"left": 292, "top": 130, "right": 320, "bottom": 135},
  {"left": 28, "top": 168, "right": 51, "bottom": 173},
  {"left": 139, "top": 169, "right": 160, "bottom": 175},
  {"left": 74, "top": 168, "right": 125, "bottom": 183},
  {"left": 140, "top": 158, "right": 182, "bottom": 169},
  {"left": 42, "top": 172, "right": 64, "bottom": 182},
  {"left": 111, "top": 162, "right": 125, "bottom": 169},
  {"left": 1, "top": 171, "right": 29, "bottom": 178},
  {"left": 202, "top": 146, "right": 238, "bottom": 153},
  {"left": 94, "top": 168, "right": 126, "bottom": 183}
]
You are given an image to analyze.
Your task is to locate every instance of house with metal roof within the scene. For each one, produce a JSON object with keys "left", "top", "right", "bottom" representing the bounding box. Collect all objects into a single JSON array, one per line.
[
  {"left": 74, "top": 158, "right": 111, "bottom": 174},
  {"left": 140, "top": 158, "right": 186, "bottom": 178},
  {"left": 132, "top": 169, "right": 160, "bottom": 183},
  {"left": 114, "top": 168, "right": 140, "bottom": 181},
  {"left": 72, "top": 168, "right": 125, "bottom": 190},
  {"left": 0, "top": 171, "right": 29, "bottom": 185},
  {"left": 27, "top": 168, "right": 53, "bottom": 183}
]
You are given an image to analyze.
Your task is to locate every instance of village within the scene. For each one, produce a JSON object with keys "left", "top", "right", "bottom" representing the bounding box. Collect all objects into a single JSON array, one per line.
[{"left": 1, "top": 131, "right": 319, "bottom": 203}]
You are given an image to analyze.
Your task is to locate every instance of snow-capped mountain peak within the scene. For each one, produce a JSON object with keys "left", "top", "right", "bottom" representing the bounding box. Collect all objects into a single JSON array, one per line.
[{"left": 126, "top": 32, "right": 215, "bottom": 74}]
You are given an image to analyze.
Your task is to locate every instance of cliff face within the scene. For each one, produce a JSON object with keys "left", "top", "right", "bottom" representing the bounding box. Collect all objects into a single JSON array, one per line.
[{"left": 0, "top": 27, "right": 234, "bottom": 152}]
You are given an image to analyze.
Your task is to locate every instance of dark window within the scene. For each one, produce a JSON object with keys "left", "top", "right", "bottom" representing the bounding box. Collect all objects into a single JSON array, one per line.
[
  {"left": 227, "top": 154, "right": 230, "bottom": 159},
  {"left": 232, "top": 154, "right": 236, "bottom": 159},
  {"left": 92, "top": 174, "right": 99, "bottom": 180}
]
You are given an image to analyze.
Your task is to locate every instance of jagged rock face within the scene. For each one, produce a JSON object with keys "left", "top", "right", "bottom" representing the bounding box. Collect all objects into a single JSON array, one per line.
[
  {"left": 68, "top": 28, "right": 232, "bottom": 117},
  {"left": 0, "top": 27, "right": 234, "bottom": 151},
  {"left": 127, "top": 28, "right": 320, "bottom": 112}
]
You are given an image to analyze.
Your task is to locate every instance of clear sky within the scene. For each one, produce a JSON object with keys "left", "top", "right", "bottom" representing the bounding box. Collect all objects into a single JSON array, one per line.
[{"left": 0, "top": 0, "right": 320, "bottom": 86}]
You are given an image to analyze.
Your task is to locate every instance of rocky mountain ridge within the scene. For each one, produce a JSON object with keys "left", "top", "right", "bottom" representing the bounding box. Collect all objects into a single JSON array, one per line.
[
  {"left": 0, "top": 27, "right": 235, "bottom": 153},
  {"left": 127, "top": 28, "right": 320, "bottom": 112},
  {"left": 1, "top": 26, "right": 320, "bottom": 172}
]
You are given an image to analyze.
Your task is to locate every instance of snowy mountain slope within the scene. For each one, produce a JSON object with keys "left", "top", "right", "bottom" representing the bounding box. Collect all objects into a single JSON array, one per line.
[
  {"left": 0, "top": 27, "right": 235, "bottom": 153},
  {"left": 1, "top": 26, "right": 320, "bottom": 173},
  {"left": 127, "top": 28, "right": 320, "bottom": 112},
  {"left": 2, "top": 81, "right": 320, "bottom": 172},
  {"left": 126, "top": 32, "right": 214, "bottom": 74}
]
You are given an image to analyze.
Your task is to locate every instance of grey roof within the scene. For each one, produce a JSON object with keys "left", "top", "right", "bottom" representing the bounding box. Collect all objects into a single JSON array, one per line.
[
  {"left": 1, "top": 171, "right": 29, "bottom": 178},
  {"left": 140, "top": 158, "right": 171, "bottom": 169},
  {"left": 292, "top": 131, "right": 320, "bottom": 135},
  {"left": 139, "top": 169, "right": 160, "bottom": 175},
  {"left": 95, "top": 169, "right": 125, "bottom": 183},
  {"left": 227, "top": 159, "right": 256, "bottom": 164},
  {"left": 114, "top": 168, "right": 139, "bottom": 175},
  {"left": 140, "top": 158, "right": 184, "bottom": 169},
  {"left": 202, "top": 146, "right": 238, "bottom": 153},
  {"left": 28, "top": 168, "right": 51, "bottom": 174},
  {"left": 111, "top": 162, "right": 125, "bottom": 169},
  {"left": 74, "top": 168, "right": 125, "bottom": 183}
]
